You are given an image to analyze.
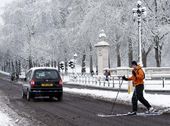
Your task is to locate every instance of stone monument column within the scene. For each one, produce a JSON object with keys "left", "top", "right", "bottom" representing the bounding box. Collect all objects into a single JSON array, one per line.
[{"left": 95, "top": 30, "right": 110, "bottom": 75}]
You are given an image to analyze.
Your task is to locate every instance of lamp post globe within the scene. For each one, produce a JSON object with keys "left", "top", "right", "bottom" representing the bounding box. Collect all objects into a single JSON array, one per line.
[
  {"left": 74, "top": 53, "right": 77, "bottom": 59},
  {"left": 137, "top": 0, "right": 142, "bottom": 6}
]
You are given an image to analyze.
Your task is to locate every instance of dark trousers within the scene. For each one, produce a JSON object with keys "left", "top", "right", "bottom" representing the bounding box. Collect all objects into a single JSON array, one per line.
[{"left": 132, "top": 84, "right": 151, "bottom": 112}]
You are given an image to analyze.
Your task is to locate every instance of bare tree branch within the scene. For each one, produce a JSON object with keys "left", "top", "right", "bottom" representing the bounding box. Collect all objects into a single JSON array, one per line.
[
  {"left": 143, "top": 0, "right": 153, "bottom": 12},
  {"left": 151, "top": 30, "right": 156, "bottom": 36},
  {"left": 160, "top": 32, "right": 169, "bottom": 40},
  {"left": 146, "top": 43, "right": 154, "bottom": 55}
]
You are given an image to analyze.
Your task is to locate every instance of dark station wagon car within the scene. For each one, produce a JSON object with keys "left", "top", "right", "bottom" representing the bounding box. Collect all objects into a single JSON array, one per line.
[{"left": 21, "top": 67, "right": 63, "bottom": 101}]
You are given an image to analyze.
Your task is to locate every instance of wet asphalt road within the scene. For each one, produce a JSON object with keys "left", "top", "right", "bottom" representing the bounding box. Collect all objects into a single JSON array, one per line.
[{"left": 0, "top": 77, "right": 170, "bottom": 126}]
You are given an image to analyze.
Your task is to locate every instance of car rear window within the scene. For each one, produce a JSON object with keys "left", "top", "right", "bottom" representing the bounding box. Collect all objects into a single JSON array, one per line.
[{"left": 34, "top": 69, "right": 60, "bottom": 80}]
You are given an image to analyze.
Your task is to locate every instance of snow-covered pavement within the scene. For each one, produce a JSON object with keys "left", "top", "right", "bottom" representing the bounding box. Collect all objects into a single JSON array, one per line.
[
  {"left": 64, "top": 87, "right": 170, "bottom": 108},
  {"left": 64, "top": 74, "right": 170, "bottom": 109},
  {"left": 0, "top": 91, "right": 16, "bottom": 126},
  {"left": 0, "top": 112, "right": 14, "bottom": 126},
  {"left": 0, "top": 71, "right": 10, "bottom": 76}
]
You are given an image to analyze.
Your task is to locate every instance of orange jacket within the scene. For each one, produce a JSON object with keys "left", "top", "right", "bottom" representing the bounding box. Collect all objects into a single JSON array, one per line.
[{"left": 128, "top": 65, "right": 145, "bottom": 86}]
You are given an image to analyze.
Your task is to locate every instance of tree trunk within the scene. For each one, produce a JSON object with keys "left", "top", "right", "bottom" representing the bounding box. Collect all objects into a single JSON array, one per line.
[
  {"left": 8, "top": 59, "right": 11, "bottom": 72},
  {"left": 142, "top": 50, "right": 147, "bottom": 67},
  {"left": 65, "top": 59, "right": 68, "bottom": 74},
  {"left": 28, "top": 56, "right": 33, "bottom": 69},
  {"left": 90, "top": 55, "right": 93, "bottom": 75},
  {"left": 116, "top": 44, "right": 121, "bottom": 67},
  {"left": 58, "top": 61, "right": 60, "bottom": 73},
  {"left": 96, "top": 56, "right": 98, "bottom": 75},
  {"left": 18, "top": 60, "right": 21, "bottom": 75},
  {"left": 89, "top": 43, "right": 93, "bottom": 75},
  {"left": 142, "top": 43, "right": 153, "bottom": 67},
  {"left": 64, "top": 50, "right": 68, "bottom": 74},
  {"left": 12, "top": 61, "right": 14, "bottom": 73},
  {"left": 154, "top": 0, "right": 161, "bottom": 67},
  {"left": 81, "top": 50, "right": 86, "bottom": 75},
  {"left": 154, "top": 35, "right": 161, "bottom": 67}
]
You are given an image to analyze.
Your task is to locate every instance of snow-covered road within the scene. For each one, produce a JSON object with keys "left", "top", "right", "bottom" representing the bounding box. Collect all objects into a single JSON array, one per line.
[{"left": 0, "top": 70, "right": 170, "bottom": 126}]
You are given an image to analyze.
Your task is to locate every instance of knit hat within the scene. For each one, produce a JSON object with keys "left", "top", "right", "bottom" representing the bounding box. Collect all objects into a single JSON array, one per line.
[{"left": 131, "top": 61, "right": 138, "bottom": 66}]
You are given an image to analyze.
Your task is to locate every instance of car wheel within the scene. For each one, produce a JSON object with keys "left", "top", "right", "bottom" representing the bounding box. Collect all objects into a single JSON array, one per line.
[
  {"left": 57, "top": 94, "right": 63, "bottom": 101},
  {"left": 26, "top": 90, "right": 31, "bottom": 101},
  {"left": 22, "top": 89, "right": 25, "bottom": 99},
  {"left": 49, "top": 96, "right": 53, "bottom": 100}
]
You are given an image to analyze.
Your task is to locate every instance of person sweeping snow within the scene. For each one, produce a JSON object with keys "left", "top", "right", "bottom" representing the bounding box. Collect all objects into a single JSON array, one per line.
[{"left": 122, "top": 61, "right": 154, "bottom": 115}]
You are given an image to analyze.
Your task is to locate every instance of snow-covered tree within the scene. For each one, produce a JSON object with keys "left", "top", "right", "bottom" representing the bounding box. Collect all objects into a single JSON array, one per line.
[{"left": 0, "top": 0, "right": 170, "bottom": 69}]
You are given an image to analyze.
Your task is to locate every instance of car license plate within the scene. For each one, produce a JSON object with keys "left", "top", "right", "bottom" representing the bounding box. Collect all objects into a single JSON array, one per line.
[{"left": 41, "top": 84, "right": 53, "bottom": 87}]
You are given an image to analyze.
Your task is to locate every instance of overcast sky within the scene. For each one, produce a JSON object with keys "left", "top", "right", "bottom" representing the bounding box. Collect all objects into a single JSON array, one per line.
[
  {"left": 0, "top": 0, "right": 15, "bottom": 24},
  {"left": 0, "top": 0, "right": 15, "bottom": 8}
]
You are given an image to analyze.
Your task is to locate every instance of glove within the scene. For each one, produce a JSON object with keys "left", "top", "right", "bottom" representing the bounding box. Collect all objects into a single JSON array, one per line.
[
  {"left": 132, "top": 70, "right": 136, "bottom": 77},
  {"left": 122, "top": 76, "right": 128, "bottom": 81}
]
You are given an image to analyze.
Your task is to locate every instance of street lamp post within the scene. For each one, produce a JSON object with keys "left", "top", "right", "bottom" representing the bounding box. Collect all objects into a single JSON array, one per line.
[{"left": 132, "top": 0, "right": 146, "bottom": 66}]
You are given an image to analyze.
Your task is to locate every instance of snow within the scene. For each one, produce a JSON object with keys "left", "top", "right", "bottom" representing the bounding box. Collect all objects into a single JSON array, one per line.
[
  {"left": 67, "top": 65, "right": 96, "bottom": 74},
  {"left": 0, "top": 70, "right": 168, "bottom": 124},
  {"left": 64, "top": 87, "right": 170, "bottom": 108},
  {"left": 0, "top": 92, "right": 16, "bottom": 126},
  {"left": 0, "top": 0, "right": 14, "bottom": 8},
  {"left": 0, "top": 71, "right": 10, "bottom": 76},
  {"left": 95, "top": 41, "right": 110, "bottom": 47},
  {"left": 61, "top": 75, "right": 70, "bottom": 82},
  {"left": 63, "top": 74, "right": 170, "bottom": 108},
  {"left": 0, "top": 0, "right": 15, "bottom": 24},
  {"left": 29, "top": 67, "right": 58, "bottom": 71},
  {"left": 0, "top": 112, "right": 13, "bottom": 126},
  {"left": 65, "top": 74, "right": 170, "bottom": 91}
]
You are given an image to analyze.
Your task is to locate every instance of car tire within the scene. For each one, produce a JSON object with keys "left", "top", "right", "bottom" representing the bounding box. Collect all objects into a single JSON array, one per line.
[
  {"left": 49, "top": 96, "right": 53, "bottom": 100},
  {"left": 57, "top": 94, "right": 63, "bottom": 101},
  {"left": 26, "top": 90, "right": 31, "bottom": 101},
  {"left": 22, "top": 89, "right": 26, "bottom": 99}
]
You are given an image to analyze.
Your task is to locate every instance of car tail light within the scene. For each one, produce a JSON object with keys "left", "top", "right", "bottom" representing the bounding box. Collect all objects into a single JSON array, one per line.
[
  {"left": 30, "top": 80, "right": 35, "bottom": 87},
  {"left": 59, "top": 80, "right": 63, "bottom": 86}
]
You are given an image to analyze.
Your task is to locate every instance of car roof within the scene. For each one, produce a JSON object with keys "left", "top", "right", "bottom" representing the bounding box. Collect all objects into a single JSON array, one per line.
[{"left": 29, "top": 67, "right": 58, "bottom": 72}]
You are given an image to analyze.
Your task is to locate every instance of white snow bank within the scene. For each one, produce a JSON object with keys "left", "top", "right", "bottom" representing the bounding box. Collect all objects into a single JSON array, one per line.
[
  {"left": 61, "top": 75, "right": 70, "bottom": 83},
  {"left": 64, "top": 87, "right": 170, "bottom": 108},
  {"left": 0, "top": 112, "right": 13, "bottom": 126},
  {"left": 0, "top": 71, "right": 10, "bottom": 76},
  {"left": 0, "top": 95, "right": 15, "bottom": 126}
]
